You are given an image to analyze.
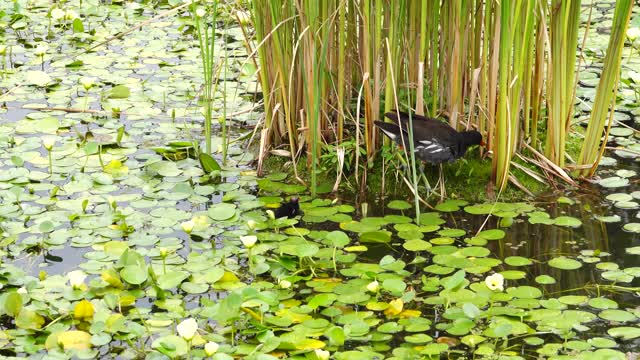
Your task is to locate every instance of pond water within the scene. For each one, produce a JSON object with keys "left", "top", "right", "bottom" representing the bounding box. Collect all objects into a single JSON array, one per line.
[{"left": 0, "top": 0, "right": 639, "bottom": 359}]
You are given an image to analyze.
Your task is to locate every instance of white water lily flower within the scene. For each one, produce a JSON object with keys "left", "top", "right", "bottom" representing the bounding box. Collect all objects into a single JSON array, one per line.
[
  {"left": 42, "top": 136, "right": 56, "bottom": 151},
  {"left": 366, "top": 280, "right": 379, "bottom": 293},
  {"left": 51, "top": 8, "right": 65, "bottom": 20},
  {"left": 195, "top": 7, "right": 206, "bottom": 17},
  {"left": 485, "top": 273, "right": 505, "bottom": 291},
  {"left": 181, "top": 219, "right": 195, "bottom": 234},
  {"left": 627, "top": 27, "right": 640, "bottom": 41},
  {"left": 34, "top": 44, "right": 49, "bottom": 56},
  {"left": 65, "top": 9, "right": 79, "bottom": 21},
  {"left": 204, "top": 341, "right": 219, "bottom": 356},
  {"left": 68, "top": 270, "right": 87, "bottom": 289},
  {"left": 240, "top": 235, "right": 257, "bottom": 248},
  {"left": 79, "top": 76, "right": 96, "bottom": 91},
  {"left": 176, "top": 318, "right": 198, "bottom": 340},
  {"left": 279, "top": 279, "right": 291, "bottom": 289},
  {"left": 315, "top": 349, "right": 330, "bottom": 360},
  {"left": 266, "top": 210, "right": 275, "bottom": 220}
]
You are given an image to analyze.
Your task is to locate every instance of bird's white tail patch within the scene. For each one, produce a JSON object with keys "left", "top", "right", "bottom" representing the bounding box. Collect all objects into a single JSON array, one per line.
[{"left": 379, "top": 128, "right": 398, "bottom": 141}]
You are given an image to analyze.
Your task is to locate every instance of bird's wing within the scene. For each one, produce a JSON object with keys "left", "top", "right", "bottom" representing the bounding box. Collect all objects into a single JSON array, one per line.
[
  {"left": 385, "top": 110, "right": 459, "bottom": 146},
  {"left": 415, "top": 137, "right": 451, "bottom": 157}
]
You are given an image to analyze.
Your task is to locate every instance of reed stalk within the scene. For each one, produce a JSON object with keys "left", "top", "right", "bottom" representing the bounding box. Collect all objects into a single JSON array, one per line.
[
  {"left": 530, "top": 2, "right": 546, "bottom": 148},
  {"left": 576, "top": 0, "right": 633, "bottom": 177},
  {"left": 193, "top": 0, "right": 218, "bottom": 156},
  {"left": 545, "top": 0, "right": 582, "bottom": 167},
  {"left": 492, "top": 0, "right": 510, "bottom": 191}
]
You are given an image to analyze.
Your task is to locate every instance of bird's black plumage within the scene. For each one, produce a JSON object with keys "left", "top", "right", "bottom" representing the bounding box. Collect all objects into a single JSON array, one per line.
[
  {"left": 274, "top": 197, "right": 301, "bottom": 219},
  {"left": 375, "top": 110, "right": 483, "bottom": 164}
]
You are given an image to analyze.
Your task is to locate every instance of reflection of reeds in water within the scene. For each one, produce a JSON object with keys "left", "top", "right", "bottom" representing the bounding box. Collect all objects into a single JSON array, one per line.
[{"left": 487, "top": 197, "right": 614, "bottom": 297}]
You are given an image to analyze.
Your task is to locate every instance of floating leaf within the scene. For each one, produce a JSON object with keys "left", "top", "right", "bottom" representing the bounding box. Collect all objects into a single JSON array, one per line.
[
  {"left": 548, "top": 256, "right": 582, "bottom": 270},
  {"left": 599, "top": 310, "right": 636, "bottom": 322},
  {"left": 106, "top": 85, "right": 131, "bottom": 99},
  {"left": 207, "top": 203, "right": 237, "bottom": 221},
  {"left": 477, "top": 229, "right": 505, "bottom": 240},
  {"left": 359, "top": 231, "right": 391, "bottom": 243},
  {"left": 554, "top": 216, "right": 582, "bottom": 228},
  {"left": 505, "top": 256, "right": 533, "bottom": 266},
  {"left": 534, "top": 275, "right": 556, "bottom": 285},
  {"left": 4, "top": 292, "right": 23, "bottom": 317},
  {"left": 607, "top": 326, "right": 640, "bottom": 340},
  {"left": 56, "top": 330, "right": 92, "bottom": 350},
  {"left": 622, "top": 223, "right": 640, "bottom": 233},
  {"left": 597, "top": 177, "right": 629, "bottom": 188},
  {"left": 403, "top": 239, "right": 432, "bottom": 252},
  {"left": 26, "top": 70, "right": 53, "bottom": 87}
]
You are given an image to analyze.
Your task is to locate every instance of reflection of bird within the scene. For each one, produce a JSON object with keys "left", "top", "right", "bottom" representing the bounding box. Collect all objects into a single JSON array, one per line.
[
  {"left": 274, "top": 197, "right": 301, "bottom": 219},
  {"left": 375, "top": 110, "right": 484, "bottom": 164}
]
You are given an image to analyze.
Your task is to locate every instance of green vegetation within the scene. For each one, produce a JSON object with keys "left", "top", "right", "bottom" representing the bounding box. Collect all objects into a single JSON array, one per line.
[{"left": 247, "top": 0, "right": 634, "bottom": 195}]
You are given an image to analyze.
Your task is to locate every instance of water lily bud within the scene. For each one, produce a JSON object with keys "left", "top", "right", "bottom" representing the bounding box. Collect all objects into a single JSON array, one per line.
[
  {"left": 42, "top": 136, "right": 56, "bottom": 151},
  {"left": 107, "top": 196, "right": 117, "bottom": 210},
  {"left": 484, "top": 273, "right": 505, "bottom": 291},
  {"left": 247, "top": 220, "right": 257, "bottom": 230},
  {"left": 195, "top": 7, "right": 206, "bottom": 17},
  {"left": 315, "top": 349, "right": 330, "bottom": 360},
  {"left": 159, "top": 247, "right": 168, "bottom": 258},
  {"left": 181, "top": 219, "right": 195, "bottom": 235},
  {"left": 366, "top": 280, "right": 379, "bottom": 293},
  {"left": 79, "top": 77, "right": 96, "bottom": 91},
  {"left": 176, "top": 318, "right": 198, "bottom": 341},
  {"left": 240, "top": 235, "right": 257, "bottom": 248},
  {"left": 68, "top": 270, "right": 87, "bottom": 289},
  {"left": 204, "top": 341, "right": 219, "bottom": 356},
  {"left": 279, "top": 279, "right": 292, "bottom": 289},
  {"left": 266, "top": 210, "right": 275, "bottom": 220},
  {"left": 51, "top": 8, "right": 65, "bottom": 20}
]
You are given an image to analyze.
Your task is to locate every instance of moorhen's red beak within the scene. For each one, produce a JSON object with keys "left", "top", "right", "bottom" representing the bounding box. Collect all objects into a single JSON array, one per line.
[{"left": 480, "top": 140, "right": 486, "bottom": 147}]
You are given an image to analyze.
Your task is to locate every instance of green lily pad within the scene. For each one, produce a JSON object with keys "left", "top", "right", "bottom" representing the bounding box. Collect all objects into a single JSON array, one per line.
[{"left": 548, "top": 256, "right": 582, "bottom": 270}]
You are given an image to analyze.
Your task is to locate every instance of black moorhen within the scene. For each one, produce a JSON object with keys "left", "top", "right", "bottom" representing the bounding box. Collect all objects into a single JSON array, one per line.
[
  {"left": 375, "top": 110, "right": 484, "bottom": 164},
  {"left": 274, "top": 197, "right": 301, "bottom": 219}
]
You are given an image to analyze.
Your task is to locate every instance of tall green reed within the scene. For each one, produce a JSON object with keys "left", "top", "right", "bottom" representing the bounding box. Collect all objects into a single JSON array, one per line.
[{"left": 193, "top": 0, "right": 218, "bottom": 156}]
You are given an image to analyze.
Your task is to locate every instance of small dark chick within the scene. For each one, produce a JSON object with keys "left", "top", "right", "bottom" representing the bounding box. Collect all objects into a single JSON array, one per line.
[{"left": 274, "top": 197, "right": 301, "bottom": 219}]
